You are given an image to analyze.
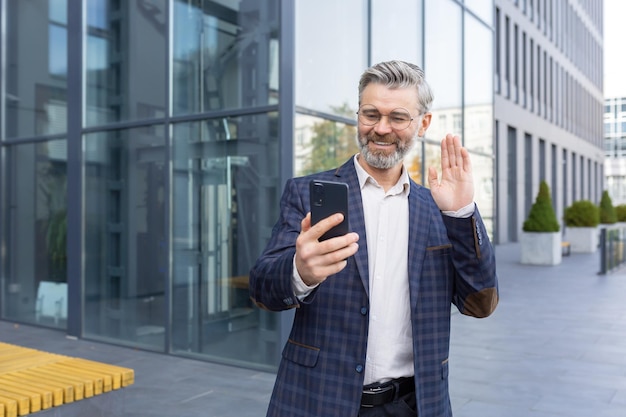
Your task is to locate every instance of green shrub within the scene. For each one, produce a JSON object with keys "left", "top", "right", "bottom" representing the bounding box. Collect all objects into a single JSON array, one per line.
[
  {"left": 599, "top": 190, "right": 617, "bottom": 224},
  {"left": 563, "top": 200, "right": 599, "bottom": 227},
  {"left": 615, "top": 204, "right": 626, "bottom": 222},
  {"left": 523, "top": 181, "right": 560, "bottom": 232}
]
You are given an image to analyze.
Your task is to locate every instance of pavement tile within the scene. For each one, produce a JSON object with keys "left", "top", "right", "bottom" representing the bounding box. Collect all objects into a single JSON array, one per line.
[{"left": 1, "top": 242, "right": 626, "bottom": 416}]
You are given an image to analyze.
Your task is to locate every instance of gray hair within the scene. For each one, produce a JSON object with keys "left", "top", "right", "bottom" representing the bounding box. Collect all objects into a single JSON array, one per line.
[{"left": 358, "top": 60, "right": 434, "bottom": 114}]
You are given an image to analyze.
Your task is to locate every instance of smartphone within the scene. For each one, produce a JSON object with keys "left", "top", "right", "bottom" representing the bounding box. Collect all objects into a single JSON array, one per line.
[{"left": 309, "top": 180, "right": 350, "bottom": 241}]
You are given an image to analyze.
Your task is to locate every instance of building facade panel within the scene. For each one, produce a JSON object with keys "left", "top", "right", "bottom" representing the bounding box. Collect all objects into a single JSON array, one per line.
[
  {"left": 494, "top": 0, "right": 604, "bottom": 244},
  {"left": 1, "top": 0, "right": 502, "bottom": 372}
]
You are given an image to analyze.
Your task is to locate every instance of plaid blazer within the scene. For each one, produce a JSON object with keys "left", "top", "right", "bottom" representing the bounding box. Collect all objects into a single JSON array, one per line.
[{"left": 249, "top": 158, "right": 498, "bottom": 417}]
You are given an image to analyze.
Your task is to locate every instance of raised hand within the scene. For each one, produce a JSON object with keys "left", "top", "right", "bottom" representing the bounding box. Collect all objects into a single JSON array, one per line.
[{"left": 427, "top": 134, "right": 474, "bottom": 212}]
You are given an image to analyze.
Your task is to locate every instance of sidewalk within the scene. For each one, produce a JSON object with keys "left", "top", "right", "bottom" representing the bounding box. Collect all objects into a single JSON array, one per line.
[
  {"left": 450, "top": 243, "right": 626, "bottom": 417},
  {"left": 1, "top": 243, "right": 626, "bottom": 416}
]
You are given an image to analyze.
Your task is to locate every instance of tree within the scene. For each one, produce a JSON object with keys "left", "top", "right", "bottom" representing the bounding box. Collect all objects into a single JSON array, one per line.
[
  {"left": 599, "top": 190, "right": 617, "bottom": 224},
  {"left": 300, "top": 104, "right": 360, "bottom": 176},
  {"left": 523, "top": 181, "right": 560, "bottom": 232}
]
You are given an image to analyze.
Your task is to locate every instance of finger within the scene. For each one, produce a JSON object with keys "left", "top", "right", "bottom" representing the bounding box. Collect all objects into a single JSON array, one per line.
[
  {"left": 309, "top": 213, "right": 345, "bottom": 241},
  {"left": 301, "top": 213, "right": 312, "bottom": 233},
  {"left": 440, "top": 137, "right": 450, "bottom": 169},
  {"left": 323, "top": 241, "right": 359, "bottom": 264},
  {"left": 460, "top": 146, "right": 472, "bottom": 173},
  {"left": 427, "top": 166, "right": 438, "bottom": 188},
  {"left": 315, "top": 241, "right": 359, "bottom": 276},
  {"left": 444, "top": 134, "right": 457, "bottom": 168},
  {"left": 453, "top": 135, "right": 463, "bottom": 167}
]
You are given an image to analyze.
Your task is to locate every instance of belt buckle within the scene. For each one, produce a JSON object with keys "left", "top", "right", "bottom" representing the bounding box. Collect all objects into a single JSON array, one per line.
[{"left": 361, "top": 385, "right": 394, "bottom": 408}]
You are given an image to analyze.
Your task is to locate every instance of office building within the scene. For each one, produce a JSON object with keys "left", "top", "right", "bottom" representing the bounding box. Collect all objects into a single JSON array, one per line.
[
  {"left": 1, "top": 0, "right": 604, "bottom": 373},
  {"left": 494, "top": 0, "right": 605, "bottom": 243},
  {"left": 604, "top": 97, "right": 626, "bottom": 205}
]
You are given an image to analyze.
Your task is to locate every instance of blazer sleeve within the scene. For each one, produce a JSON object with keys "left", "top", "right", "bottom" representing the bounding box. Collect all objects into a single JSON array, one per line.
[
  {"left": 442, "top": 207, "right": 499, "bottom": 318},
  {"left": 249, "top": 178, "right": 306, "bottom": 311}
]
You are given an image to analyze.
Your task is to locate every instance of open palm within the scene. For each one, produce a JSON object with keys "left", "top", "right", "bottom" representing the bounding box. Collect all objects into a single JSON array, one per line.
[{"left": 427, "top": 134, "right": 474, "bottom": 212}]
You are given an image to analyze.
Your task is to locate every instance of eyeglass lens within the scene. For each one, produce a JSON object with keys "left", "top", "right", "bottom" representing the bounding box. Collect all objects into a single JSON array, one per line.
[{"left": 357, "top": 105, "right": 413, "bottom": 130}]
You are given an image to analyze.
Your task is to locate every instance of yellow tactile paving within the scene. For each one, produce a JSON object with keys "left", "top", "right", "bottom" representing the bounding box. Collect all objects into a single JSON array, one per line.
[{"left": 0, "top": 342, "right": 134, "bottom": 417}]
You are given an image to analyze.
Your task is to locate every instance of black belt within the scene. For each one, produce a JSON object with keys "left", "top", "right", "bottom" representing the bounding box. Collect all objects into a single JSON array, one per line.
[{"left": 361, "top": 377, "right": 415, "bottom": 408}]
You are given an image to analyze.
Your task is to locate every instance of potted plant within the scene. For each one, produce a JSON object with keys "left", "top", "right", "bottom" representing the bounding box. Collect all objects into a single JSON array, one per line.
[
  {"left": 520, "top": 180, "right": 562, "bottom": 265},
  {"left": 599, "top": 190, "right": 617, "bottom": 225},
  {"left": 563, "top": 200, "right": 599, "bottom": 253},
  {"left": 615, "top": 204, "right": 626, "bottom": 224}
]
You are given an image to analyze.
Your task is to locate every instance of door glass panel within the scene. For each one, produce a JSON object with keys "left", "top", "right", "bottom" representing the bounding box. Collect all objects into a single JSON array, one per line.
[
  {"left": 3, "top": 140, "right": 68, "bottom": 328},
  {"left": 172, "top": 0, "right": 280, "bottom": 115},
  {"left": 5, "top": 0, "right": 68, "bottom": 138},
  {"left": 85, "top": 0, "right": 167, "bottom": 126},
  {"left": 172, "top": 112, "right": 280, "bottom": 369},
  {"left": 83, "top": 126, "right": 167, "bottom": 351}
]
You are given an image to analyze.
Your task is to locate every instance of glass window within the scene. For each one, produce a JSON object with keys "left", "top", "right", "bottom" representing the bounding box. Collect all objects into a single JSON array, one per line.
[
  {"left": 295, "top": 0, "right": 366, "bottom": 116},
  {"left": 464, "top": 15, "right": 494, "bottom": 155},
  {"left": 5, "top": 0, "right": 68, "bottom": 138},
  {"left": 85, "top": 1, "right": 167, "bottom": 126},
  {"left": 464, "top": 0, "right": 493, "bottom": 24},
  {"left": 294, "top": 113, "right": 359, "bottom": 177},
  {"left": 424, "top": 141, "right": 443, "bottom": 188},
  {"left": 83, "top": 126, "right": 167, "bottom": 351},
  {"left": 2, "top": 139, "right": 68, "bottom": 328},
  {"left": 471, "top": 153, "right": 494, "bottom": 237},
  {"left": 172, "top": 0, "right": 279, "bottom": 116},
  {"left": 371, "top": 0, "right": 422, "bottom": 65},
  {"left": 171, "top": 112, "right": 281, "bottom": 368},
  {"left": 424, "top": 0, "right": 462, "bottom": 141}
]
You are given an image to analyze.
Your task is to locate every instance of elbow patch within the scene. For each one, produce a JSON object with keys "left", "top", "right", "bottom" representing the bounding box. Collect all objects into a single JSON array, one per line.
[{"left": 462, "top": 287, "right": 499, "bottom": 318}]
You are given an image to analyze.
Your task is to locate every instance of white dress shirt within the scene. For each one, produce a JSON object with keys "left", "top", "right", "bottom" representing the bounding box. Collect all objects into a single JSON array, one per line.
[{"left": 292, "top": 155, "right": 474, "bottom": 386}]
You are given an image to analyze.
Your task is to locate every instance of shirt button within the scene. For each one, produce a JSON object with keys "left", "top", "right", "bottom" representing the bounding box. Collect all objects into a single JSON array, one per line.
[
  {"left": 356, "top": 364, "right": 364, "bottom": 373},
  {"left": 360, "top": 307, "right": 368, "bottom": 315}
]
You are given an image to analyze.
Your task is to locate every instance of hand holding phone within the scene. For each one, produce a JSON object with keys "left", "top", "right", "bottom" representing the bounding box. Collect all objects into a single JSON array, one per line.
[{"left": 309, "top": 180, "right": 349, "bottom": 241}]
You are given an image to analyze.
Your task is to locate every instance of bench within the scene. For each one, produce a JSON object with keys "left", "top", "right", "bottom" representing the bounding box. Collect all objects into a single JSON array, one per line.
[
  {"left": 0, "top": 342, "right": 134, "bottom": 416},
  {"left": 561, "top": 241, "right": 571, "bottom": 256}
]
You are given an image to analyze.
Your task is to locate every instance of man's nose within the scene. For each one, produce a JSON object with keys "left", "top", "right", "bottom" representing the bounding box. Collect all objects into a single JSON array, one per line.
[{"left": 373, "top": 115, "right": 393, "bottom": 134}]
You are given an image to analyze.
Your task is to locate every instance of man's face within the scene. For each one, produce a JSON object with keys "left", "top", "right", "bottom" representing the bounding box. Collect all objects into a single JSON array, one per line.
[{"left": 357, "top": 83, "right": 431, "bottom": 170}]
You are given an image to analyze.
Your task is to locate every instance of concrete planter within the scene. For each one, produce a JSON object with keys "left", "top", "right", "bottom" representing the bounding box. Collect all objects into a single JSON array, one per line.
[
  {"left": 520, "top": 231, "right": 562, "bottom": 265},
  {"left": 565, "top": 226, "right": 599, "bottom": 253}
]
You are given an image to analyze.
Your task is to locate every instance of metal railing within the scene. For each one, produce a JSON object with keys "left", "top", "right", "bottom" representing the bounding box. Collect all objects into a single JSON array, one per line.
[{"left": 599, "top": 226, "right": 626, "bottom": 274}]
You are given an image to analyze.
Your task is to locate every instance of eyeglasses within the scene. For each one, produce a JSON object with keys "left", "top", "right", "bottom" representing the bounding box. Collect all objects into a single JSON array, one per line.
[{"left": 356, "top": 104, "right": 416, "bottom": 131}]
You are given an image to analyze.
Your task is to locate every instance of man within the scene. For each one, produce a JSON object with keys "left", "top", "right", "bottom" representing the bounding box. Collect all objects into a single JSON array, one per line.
[{"left": 249, "top": 60, "right": 498, "bottom": 417}]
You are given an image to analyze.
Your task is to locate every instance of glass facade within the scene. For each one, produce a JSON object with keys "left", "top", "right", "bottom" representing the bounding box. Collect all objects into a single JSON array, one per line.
[{"left": 0, "top": 0, "right": 493, "bottom": 372}]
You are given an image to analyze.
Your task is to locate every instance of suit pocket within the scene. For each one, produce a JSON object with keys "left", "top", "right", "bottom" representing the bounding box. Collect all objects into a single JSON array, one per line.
[
  {"left": 283, "top": 339, "right": 320, "bottom": 368},
  {"left": 441, "top": 358, "right": 449, "bottom": 380}
]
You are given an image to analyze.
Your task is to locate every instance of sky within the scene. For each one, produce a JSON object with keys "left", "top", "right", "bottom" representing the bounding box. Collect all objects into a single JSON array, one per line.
[{"left": 604, "top": 0, "right": 626, "bottom": 97}]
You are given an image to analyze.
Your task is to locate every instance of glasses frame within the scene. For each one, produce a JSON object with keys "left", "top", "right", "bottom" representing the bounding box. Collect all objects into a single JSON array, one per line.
[{"left": 356, "top": 105, "right": 418, "bottom": 131}]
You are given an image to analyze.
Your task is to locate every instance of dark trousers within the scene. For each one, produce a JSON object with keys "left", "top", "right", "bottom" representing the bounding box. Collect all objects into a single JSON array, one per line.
[{"left": 358, "top": 389, "right": 417, "bottom": 417}]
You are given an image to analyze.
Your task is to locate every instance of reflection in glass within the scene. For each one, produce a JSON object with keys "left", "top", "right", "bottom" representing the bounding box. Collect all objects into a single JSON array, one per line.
[
  {"left": 172, "top": 0, "right": 279, "bottom": 115},
  {"left": 371, "top": 0, "right": 422, "bottom": 65},
  {"left": 404, "top": 141, "right": 424, "bottom": 185},
  {"left": 3, "top": 140, "right": 68, "bottom": 328},
  {"left": 85, "top": 1, "right": 167, "bottom": 126},
  {"left": 464, "top": 15, "right": 493, "bottom": 155},
  {"left": 172, "top": 113, "right": 281, "bottom": 369},
  {"left": 425, "top": 0, "right": 462, "bottom": 113},
  {"left": 83, "top": 127, "right": 167, "bottom": 350},
  {"left": 295, "top": 113, "right": 359, "bottom": 177},
  {"left": 295, "top": 0, "right": 366, "bottom": 115},
  {"left": 470, "top": 154, "right": 494, "bottom": 237},
  {"left": 5, "top": 0, "right": 68, "bottom": 138},
  {"left": 464, "top": 0, "right": 493, "bottom": 25}
]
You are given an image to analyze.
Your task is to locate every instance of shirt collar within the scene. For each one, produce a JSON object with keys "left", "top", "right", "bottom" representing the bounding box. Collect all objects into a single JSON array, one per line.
[{"left": 352, "top": 154, "right": 410, "bottom": 195}]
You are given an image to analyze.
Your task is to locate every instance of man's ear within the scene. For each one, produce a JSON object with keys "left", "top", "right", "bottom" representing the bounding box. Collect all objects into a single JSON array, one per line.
[{"left": 417, "top": 112, "right": 432, "bottom": 137}]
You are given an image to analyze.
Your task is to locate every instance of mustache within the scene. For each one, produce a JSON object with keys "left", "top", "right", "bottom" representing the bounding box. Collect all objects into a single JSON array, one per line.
[{"left": 366, "top": 132, "right": 398, "bottom": 144}]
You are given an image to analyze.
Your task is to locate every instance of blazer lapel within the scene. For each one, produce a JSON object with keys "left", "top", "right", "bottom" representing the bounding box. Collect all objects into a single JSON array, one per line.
[
  {"left": 332, "top": 159, "right": 370, "bottom": 296},
  {"left": 407, "top": 182, "right": 430, "bottom": 290}
]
